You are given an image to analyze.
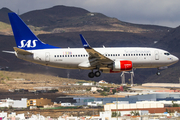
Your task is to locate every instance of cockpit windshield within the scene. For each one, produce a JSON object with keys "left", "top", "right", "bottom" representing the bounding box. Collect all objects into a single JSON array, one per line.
[{"left": 164, "top": 53, "right": 170, "bottom": 56}]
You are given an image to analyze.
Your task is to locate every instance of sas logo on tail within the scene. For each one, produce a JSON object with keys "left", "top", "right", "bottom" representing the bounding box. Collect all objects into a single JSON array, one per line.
[{"left": 18, "top": 40, "right": 38, "bottom": 48}]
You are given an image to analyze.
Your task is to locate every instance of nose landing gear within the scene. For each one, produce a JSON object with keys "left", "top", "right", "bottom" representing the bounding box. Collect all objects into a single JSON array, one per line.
[
  {"left": 156, "top": 68, "right": 161, "bottom": 76},
  {"left": 156, "top": 71, "right": 161, "bottom": 76}
]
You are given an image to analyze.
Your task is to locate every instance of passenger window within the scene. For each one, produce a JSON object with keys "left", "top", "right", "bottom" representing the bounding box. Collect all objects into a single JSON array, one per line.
[
  {"left": 57, "top": 55, "right": 59, "bottom": 57},
  {"left": 54, "top": 55, "right": 56, "bottom": 57}
]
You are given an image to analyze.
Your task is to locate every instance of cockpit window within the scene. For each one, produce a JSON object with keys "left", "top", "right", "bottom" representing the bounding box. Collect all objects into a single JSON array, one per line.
[{"left": 164, "top": 53, "right": 170, "bottom": 56}]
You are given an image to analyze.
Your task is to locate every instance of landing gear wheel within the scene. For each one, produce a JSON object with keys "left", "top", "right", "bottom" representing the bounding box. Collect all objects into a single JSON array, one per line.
[
  {"left": 88, "top": 72, "right": 95, "bottom": 78},
  {"left": 156, "top": 72, "right": 161, "bottom": 76},
  {"left": 95, "top": 71, "right": 101, "bottom": 77}
]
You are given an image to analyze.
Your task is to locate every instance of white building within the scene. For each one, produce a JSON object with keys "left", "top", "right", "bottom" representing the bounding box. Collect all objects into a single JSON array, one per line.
[
  {"left": 61, "top": 103, "right": 74, "bottom": 106},
  {"left": 82, "top": 83, "right": 93, "bottom": 86},
  {"left": 0, "top": 98, "right": 27, "bottom": 108},
  {"left": 99, "top": 80, "right": 108, "bottom": 84},
  {"left": 104, "top": 101, "right": 164, "bottom": 111},
  {"left": 90, "top": 87, "right": 103, "bottom": 92},
  {"left": 87, "top": 101, "right": 103, "bottom": 106},
  {"left": 0, "top": 111, "right": 7, "bottom": 119}
]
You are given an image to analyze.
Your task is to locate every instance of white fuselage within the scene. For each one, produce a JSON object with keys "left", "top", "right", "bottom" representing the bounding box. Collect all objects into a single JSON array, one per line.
[{"left": 15, "top": 47, "right": 179, "bottom": 72}]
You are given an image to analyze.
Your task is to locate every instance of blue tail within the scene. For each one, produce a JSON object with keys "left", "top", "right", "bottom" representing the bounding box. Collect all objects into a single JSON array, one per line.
[{"left": 8, "top": 12, "right": 59, "bottom": 50}]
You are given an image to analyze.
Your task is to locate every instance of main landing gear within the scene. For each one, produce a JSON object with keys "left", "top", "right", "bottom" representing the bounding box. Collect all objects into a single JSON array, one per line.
[{"left": 88, "top": 70, "right": 101, "bottom": 78}]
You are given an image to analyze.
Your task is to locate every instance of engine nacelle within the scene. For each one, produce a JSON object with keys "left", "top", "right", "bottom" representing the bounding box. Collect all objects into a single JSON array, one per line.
[{"left": 113, "top": 60, "right": 132, "bottom": 71}]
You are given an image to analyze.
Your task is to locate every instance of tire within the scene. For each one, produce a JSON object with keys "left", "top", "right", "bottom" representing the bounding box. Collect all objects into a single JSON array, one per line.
[
  {"left": 95, "top": 71, "right": 101, "bottom": 77},
  {"left": 156, "top": 72, "right": 161, "bottom": 76},
  {"left": 88, "top": 72, "right": 95, "bottom": 78}
]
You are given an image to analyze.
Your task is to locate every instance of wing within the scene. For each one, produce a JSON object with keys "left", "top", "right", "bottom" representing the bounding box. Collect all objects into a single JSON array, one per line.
[{"left": 80, "top": 34, "right": 113, "bottom": 68}]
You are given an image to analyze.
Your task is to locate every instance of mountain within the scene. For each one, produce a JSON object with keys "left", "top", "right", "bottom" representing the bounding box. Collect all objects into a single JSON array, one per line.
[
  {"left": 155, "top": 26, "right": 180, "bottom": 52},
  {"left": 20, "top": 5, "right": 89, "bottom": 27},
  {"left": 0, "top": 8, "right": 12, "bottom": 23},
  {"left": 0, "top": 5, "right": 179, "bottom": 84},
  {"left": 0, "top": 6, "right": 171, "bottom": 34}
]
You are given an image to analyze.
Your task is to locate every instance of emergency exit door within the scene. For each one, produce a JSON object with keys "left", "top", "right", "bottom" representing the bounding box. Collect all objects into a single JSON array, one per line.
[
  {"left": 45, "top": 52, "right": 50, "bottom": 62},
  {"left": 155, "top": 50, "right": 159, "bottom": 60}
]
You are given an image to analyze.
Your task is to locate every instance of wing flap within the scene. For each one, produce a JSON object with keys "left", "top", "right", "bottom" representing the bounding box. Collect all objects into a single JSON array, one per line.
[{"left": 13, "top": 47, "right": 33, "bottom": 55}]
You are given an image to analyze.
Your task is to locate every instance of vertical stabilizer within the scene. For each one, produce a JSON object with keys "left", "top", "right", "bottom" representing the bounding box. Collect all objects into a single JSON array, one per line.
[{"left": 8, "top": 12, "right": 59, "bottom": 50}]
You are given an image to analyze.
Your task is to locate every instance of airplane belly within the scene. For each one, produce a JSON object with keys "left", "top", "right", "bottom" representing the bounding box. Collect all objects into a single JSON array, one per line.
[{"left": 132, "top": 57, "right": 153, "bottom": 68}]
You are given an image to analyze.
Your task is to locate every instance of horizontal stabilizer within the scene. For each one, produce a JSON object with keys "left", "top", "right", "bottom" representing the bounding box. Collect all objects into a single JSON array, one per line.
[
  {"left": 2, "top": 50, "right": 15, "bottom": 54},
  {"left": 13, "top": 47, "right": 33, "bottom": 55}
]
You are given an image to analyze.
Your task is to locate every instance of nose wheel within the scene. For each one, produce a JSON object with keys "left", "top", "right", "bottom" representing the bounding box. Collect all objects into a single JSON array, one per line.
[
  {"left": 156, "top": 68, "right": 161, "bottom": 76},
  {"left": 88, "top": 70, "right": 101, "bottom": 78},
  {"left": 156, "top": 72, "right": 161, "bottom": 76}
]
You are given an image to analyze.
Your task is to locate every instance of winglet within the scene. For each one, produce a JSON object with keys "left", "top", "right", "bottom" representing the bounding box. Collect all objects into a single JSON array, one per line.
[{"left": 80, "top": 34, "right": 91, "bottom": 49}]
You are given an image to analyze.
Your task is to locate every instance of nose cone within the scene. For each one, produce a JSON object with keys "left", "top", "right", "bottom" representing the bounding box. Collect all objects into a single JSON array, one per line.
[{"left": 173, "top": 56, "right": 179, "bottom": 63}]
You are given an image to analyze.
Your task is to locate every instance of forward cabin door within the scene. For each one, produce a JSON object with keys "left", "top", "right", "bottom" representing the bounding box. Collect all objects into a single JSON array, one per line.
[
  {"left": 45, "top": 52, "right": 50, "bottom": 62},
  {"left": 155, "top": 50, "right": 159, "bottom": 60}
]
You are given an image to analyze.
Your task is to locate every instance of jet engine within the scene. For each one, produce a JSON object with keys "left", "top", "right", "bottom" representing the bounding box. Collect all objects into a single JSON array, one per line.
[{"left": 113, "top": 60, "right": 132, "bottom": 71}]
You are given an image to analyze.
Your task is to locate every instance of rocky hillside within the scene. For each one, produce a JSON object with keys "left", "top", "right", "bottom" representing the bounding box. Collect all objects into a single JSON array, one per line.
[{"left": 0, "top": 6, "right": 171, "bottom": 34}]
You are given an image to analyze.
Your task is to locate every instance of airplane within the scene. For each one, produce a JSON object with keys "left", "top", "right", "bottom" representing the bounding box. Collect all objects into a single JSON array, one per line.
[{"left": 3, "top": 12, "right": 179, "bottom": 78}]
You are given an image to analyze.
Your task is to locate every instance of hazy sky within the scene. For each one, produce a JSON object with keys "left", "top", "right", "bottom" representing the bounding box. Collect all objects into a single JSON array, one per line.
[{"left": 1, "top": 0, "right": 180, "bottom": 28}]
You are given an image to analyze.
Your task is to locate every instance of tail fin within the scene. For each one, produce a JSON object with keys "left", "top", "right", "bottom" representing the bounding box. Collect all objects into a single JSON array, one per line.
[{"left": 8, "top": 12, "right": 59, "bottom": 50}]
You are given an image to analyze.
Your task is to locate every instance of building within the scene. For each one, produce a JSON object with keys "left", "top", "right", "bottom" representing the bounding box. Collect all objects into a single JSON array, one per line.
[
  {"left": 61, "top": 103, "right": 74, "bottom": 106},
  {"left": 87, "top": 101, "right": 103, "bottom": 106},
  {"left": 27, "top": 98, "right": 53, "bottom": 107},
  {"left": 82, "top": 83, "right": 93, "bottom": 86},
  {"left": 99, "top": 80, "right": 108, "bottom": 84},
  {"left": 0, "top": 98, "right": 27, "bottom": 108},
  {"left": 90, "top": 87, "right": 103, "bottom": 92}
]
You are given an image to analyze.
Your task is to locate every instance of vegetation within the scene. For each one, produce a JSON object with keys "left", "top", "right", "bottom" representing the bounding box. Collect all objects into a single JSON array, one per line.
[
  {"left": 112, "top": 89, "right": 117, "bottom": 94},
  {"left": 100, "top": 91, "right": 108, "bottom": 96},
  {"left": 172, "top": 101, "right": 179, "bottom": 107},
  {"left": 112, "top": 112, "right": 121, "bottom": 117},
  {"left": 123, "top": 86, "right": 130, "bottom": 92},
  {"left": 130, "top": 111, "right": 140, "bottom": 116}
]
